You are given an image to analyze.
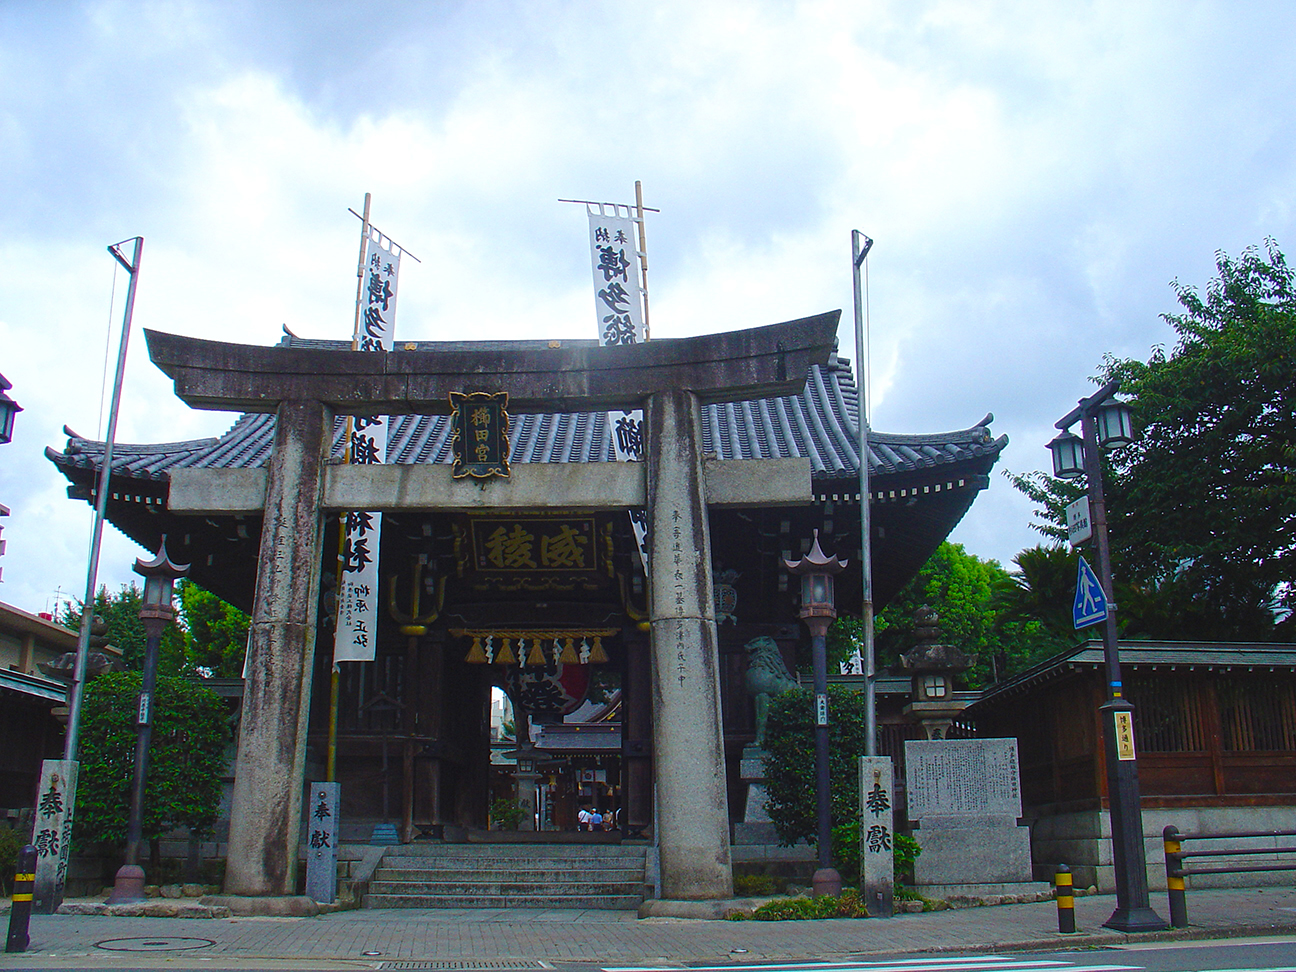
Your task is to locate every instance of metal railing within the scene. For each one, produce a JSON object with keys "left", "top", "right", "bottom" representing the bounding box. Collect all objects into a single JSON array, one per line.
[{"left": 1163, "top": 825, "right": 1296, "bottom": 927}]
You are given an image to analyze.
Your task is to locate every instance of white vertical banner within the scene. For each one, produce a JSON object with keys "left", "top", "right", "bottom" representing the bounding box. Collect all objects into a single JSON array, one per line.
[
  {"left": 587, "top": 205, "right": 649, "bottom": 567},
  {"left": 587, "top": 208, "right": 645, "bottom": 346},
  {"left": 334, "top": 229, "right": 400, "bottom": 664}
]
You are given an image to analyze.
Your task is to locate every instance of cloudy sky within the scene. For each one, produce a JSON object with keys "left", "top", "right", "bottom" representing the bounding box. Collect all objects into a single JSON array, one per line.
[{"left": 2, "top": 0, "right": 1295, "bottom": 617}]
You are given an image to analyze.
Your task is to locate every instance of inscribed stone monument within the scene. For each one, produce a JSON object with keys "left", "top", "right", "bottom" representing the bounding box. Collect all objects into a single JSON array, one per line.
[{"left": 904, "top": 738, "right": 1040, "bottom": 897}]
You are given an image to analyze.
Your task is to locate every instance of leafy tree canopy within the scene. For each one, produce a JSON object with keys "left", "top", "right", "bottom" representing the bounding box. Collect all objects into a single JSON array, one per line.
[
  {"left": 73, "top": 671, "right": 229, "bottom": 849},
  {"left": 61, "top": 579, "right": 248, "bottom": 677},
  {"left": 838, "top": 541, "right": 1070, "bottom": 687},
  {"left": 1010, "top": 241, "right": 1296, "bottom": 640},
  {"left": 178, "top": 579, "right": 249, "bottom": 678}
]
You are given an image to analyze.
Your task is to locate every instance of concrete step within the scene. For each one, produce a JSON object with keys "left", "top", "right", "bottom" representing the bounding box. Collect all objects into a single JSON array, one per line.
[
  {"left": 362, "top": 892, "right": 644, "bottom": 910},
  {"left": 368, "top": 879, "right": 645, "bottom": 896},
  {"left": 361, "top": 842, "right": 647, "bottom": 910},
  {"left": 374, "top": 866, "right": 645, "bottom": 882},
  {"left": 385, "top": 843, "right": 647, "bottom": 860}
]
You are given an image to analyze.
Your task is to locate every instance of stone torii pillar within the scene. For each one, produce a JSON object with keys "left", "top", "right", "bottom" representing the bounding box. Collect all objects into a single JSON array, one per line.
[{"left": 145, "top": 313, "right": 838, "bottom": 902}]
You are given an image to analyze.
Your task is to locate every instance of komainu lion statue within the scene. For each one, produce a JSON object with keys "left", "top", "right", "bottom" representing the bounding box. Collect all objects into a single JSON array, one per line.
[{"left": 744, "top": 635, "right": 799, "bottom": 749}]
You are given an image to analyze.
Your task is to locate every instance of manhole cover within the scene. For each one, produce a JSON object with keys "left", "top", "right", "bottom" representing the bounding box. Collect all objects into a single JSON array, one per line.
[
  {"left": 379, "top": 963, "right": 552, "bottom": 971},
  {"left": 96, "top": 937, "right": 216, "bottom": 952}
]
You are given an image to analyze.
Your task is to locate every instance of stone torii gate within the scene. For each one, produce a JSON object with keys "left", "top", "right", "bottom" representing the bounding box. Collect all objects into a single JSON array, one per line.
[{"left": 144, "top": 312, "right": 838, "bottom": 902}]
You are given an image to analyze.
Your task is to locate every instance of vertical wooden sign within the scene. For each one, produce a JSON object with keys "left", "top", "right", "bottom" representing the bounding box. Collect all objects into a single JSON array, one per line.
[{"left": 859, "top": 755, "right": 894, "bottom": 918}]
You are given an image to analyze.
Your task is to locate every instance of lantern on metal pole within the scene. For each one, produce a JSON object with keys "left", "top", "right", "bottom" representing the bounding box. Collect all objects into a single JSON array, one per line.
[
  {"left": 1051, "top": 380, "right": 1165, "bottom": 932},
  {"left": 106, "top": 537, "right": 189, "bottom": 904},
  {"left": 784, "top": 530, "right": 847, "bottom": 896}
]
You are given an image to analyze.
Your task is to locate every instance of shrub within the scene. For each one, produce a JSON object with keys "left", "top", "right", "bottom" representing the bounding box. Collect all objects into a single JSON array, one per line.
[
  {"left": 728, "top": 889, "right": 869, "bottom": 920},
  {"left": 0, "top": 825, "right": 27, "bottom": 896},
  {"left": 73, "top": 672, "right": 229, "bottom": 850}
]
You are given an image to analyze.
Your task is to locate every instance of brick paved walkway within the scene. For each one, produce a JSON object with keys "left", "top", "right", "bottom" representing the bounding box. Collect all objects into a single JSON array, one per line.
[{"left": 10, "top": 887, "right": 1296, "bottom": 968}]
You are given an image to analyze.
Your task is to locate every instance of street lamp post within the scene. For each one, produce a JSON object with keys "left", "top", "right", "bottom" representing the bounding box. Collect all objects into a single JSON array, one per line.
[
  {"left": 1049, "top": 380, "right": 1166, "bottom": 932},
  {"left": 784, "top": 530, "right": 847, "bottom": 897},
  {"left": 106, "top": 537, "right": 189, "bottom": 904}
]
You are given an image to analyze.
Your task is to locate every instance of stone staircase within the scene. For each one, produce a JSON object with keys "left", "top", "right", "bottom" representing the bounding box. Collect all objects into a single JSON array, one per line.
[{"left": 362, "top": 842, "right": 649, "bottom": 910}]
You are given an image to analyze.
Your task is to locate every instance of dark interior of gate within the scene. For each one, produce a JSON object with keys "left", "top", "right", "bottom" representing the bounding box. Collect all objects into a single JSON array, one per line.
[{"left": 47, "top": 340, "right": 1007, "bottom": 842}]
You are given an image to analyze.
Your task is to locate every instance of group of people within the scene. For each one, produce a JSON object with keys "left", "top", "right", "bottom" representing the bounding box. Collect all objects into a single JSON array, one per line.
[{"left": 577, "top": 806, "right": 617, "bottom": 831}]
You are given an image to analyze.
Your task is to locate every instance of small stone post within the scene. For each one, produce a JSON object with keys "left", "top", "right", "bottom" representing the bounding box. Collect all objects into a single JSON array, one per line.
[
  {"left": 859, "top": 756, "right": 894, "bottom": 917},
  {"left": 305, "top": 782, "right": 340, "bottom": 904},
  {"left": 31, "top": 759, "right": 77, "bottom": 914}
]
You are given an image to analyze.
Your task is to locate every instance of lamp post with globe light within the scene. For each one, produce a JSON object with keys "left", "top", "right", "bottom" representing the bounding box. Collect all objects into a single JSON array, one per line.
[{"left": 1048, "top": 379, "right": 1166, "bottom": 933}]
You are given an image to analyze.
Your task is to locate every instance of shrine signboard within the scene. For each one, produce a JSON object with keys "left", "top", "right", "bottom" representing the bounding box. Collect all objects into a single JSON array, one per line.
[{"left": 451, "top": 391, "right": 510, "bottom": 479}]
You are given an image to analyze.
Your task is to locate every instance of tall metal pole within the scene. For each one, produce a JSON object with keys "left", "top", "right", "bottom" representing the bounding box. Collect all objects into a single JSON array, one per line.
[
  {"left": 809, "top": 618, "right": 834, "bottom": 877},
  {"left": 1054, "top": 379, "right": 1165, "bottom": 932},
  {"left": 851, "top": 231, "right": 876, "bottom": 757},
  {"left": 64, "top": 237, "right": 143, "bottom": 762},
  {"left": 120, "top": 624, "right": 162, "bottom": 870},
  {"left": 1078, "top": 403, "right": 1165, "bottom": 933}
]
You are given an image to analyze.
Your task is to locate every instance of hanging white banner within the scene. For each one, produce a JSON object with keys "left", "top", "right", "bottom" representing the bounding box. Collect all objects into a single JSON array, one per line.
[
  {"left": 587, "top": 208, "right": 645, "bottom": 346},
  {"left": 334, "top": 228, "right": 400, "bottom": 663},
  {"left": 587, "top": 204, "right": 649, "bottom": 567}
]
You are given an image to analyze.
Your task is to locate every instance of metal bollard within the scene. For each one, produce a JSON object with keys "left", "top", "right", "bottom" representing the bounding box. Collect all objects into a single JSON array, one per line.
[
  {"left": 6, "top": 844, "right": 36, "bottom": 953},
  {"left": 1054, "top": 864, "right": 1076, "bottom": 933},
  {"left": 1163, "top": 825, "right": 1188, "bottom": 928}
]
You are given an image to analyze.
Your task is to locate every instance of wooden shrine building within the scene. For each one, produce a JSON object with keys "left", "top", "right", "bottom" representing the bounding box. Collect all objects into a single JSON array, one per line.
[{"left": 47, "top": 313, "right": 1007, "bottom": 901}]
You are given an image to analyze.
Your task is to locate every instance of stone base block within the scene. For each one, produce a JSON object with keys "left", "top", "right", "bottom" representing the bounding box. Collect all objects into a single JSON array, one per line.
[
  {"left": 913, "top": 818, "right": 1034, "bottom": 886},
  {"left": 914, "top": 881, "right": 1052, "bottom": 906},
  {"left": 57, "top": 900, "right": 233, "bottom": 918},
  {"left": 638, "top": 896, "right": 771, "bottom": 919},
  {"left": 200, "top": 894, "right": 320, "bottom": 917}
]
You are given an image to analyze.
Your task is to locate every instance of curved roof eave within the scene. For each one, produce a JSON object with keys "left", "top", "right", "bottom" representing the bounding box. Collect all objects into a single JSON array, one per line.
[{"left": 47, "top": 359, "right": 1008, "bottom": 487}]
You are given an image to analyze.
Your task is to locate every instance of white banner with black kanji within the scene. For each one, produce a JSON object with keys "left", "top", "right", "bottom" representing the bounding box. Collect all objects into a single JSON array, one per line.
[
  {"left": 334, "top": 229, "right": 400, "bottom": 663},
  {"left": 587, "top": 205, "right": 648, "bottom": 568}
]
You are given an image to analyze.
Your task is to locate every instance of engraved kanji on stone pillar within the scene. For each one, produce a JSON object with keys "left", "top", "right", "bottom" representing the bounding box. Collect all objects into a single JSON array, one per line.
[
  {"left": 225, "top": 399, "right": 330, "bottom": 896},
  {"left": 646, "top": 388, "right": 733, "bottom": 900}
]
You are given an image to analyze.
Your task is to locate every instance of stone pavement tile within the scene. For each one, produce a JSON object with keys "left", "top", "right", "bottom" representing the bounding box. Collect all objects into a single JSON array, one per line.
[{"left": 15, "top": 888, "right": 1296, "bottom": 965}]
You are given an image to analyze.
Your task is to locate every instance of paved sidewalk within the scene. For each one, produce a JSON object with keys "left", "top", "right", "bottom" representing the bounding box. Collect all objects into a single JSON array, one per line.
[{"left": 7, "top": 887, "right": 1296, "bottom": 969}]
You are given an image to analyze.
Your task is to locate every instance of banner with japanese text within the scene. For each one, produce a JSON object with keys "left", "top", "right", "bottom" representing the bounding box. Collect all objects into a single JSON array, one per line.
[
  {"left": 333, "top": 229, "right": 400, "bottom": 663},
  {"left": 587, "top": 206, "right": 648, "bottom": 567}
]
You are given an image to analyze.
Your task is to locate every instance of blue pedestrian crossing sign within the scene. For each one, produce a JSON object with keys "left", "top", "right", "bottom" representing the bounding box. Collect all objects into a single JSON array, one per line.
[{"left": 1073, "top": 556, "right": 1108, "bottom": 629}]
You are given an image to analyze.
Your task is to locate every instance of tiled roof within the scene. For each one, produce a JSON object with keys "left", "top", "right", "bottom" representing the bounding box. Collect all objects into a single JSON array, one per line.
[
  {"left": 47, "top": 350, "right": 1006, "bottom": 485},
  {"left": 968, "top": 639, "right": 1296, "bottom": 711}
]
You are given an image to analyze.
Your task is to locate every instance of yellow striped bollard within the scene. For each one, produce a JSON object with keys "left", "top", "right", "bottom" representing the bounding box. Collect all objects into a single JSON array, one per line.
[
  {"left": 1164, "top": 825, "right": 1187, "bottom": 928},
  {"left": 1055, "top": 864, "right": 1076, "bottom": 933},
  {"left": 6, "top": 844, "right": 36, "bottom": 953}
]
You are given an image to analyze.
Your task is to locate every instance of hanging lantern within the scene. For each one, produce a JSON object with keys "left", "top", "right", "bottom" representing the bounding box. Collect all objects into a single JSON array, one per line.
[
  {"left": 1096, "top": 400, "right": 1135, "bottom": 449},
  {"left": 1048, "top": 431, "right": 1085, "bottom": 479}
]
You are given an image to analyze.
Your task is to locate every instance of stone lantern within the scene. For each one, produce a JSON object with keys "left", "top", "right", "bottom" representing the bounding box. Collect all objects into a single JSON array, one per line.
[{"left": 900, "top": 606, "right": 974, "bottom": 740}]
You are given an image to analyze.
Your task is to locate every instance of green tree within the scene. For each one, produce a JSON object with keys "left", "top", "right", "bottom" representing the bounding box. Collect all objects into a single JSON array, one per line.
[
  {"left": 761, "top": 686, "right": 921, "bottom": 886},
  {"left": 177, "top": 579, "right": 249, "bottom": 677},
  {"left": 864, "top": 541, "right": 1064, "bottom": 686},
  {"left": 61, "top": 584, "right": 187, "bottom": 674},
  {"left": 73, "top": 672, "right": 229, "bottom": 858},
  {"left": 762, "top": 685, "right": 872, "bottom": 864},
  {"left": 1011, "top": 240, "right": 1296, "bottom": 640}
]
